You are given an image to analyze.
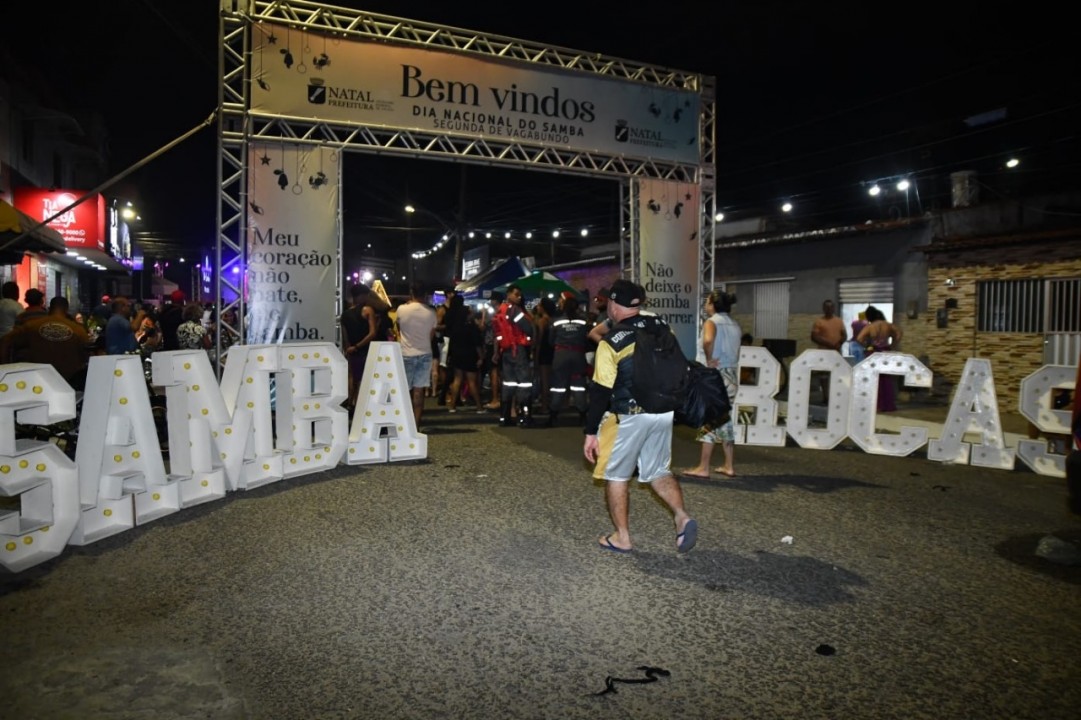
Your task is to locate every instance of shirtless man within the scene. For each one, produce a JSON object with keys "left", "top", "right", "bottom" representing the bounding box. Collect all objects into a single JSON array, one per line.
[{"left": 810, "top": 299, "right": 846, "bottom": 403}]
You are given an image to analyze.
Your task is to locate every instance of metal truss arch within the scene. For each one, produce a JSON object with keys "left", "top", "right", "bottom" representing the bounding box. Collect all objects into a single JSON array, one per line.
[{"left": 218, "top": 0, "right": 717, "bottom": 360}]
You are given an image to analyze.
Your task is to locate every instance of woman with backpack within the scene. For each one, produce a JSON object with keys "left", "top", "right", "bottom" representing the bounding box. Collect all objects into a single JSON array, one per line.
[{"left": 682, "top": 290, "right": 742, "bottom": 479}]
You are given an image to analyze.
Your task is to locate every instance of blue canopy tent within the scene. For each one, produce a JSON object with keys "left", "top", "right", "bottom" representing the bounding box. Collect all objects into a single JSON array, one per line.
[{"left": 454, "top": 256, "right": 530, "bottom": 301}]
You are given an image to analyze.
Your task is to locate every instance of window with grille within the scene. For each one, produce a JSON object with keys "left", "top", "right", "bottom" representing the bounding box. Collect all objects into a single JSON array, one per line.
[{"left": 977, "top": 278, "right": 1081, "bottom": 333}]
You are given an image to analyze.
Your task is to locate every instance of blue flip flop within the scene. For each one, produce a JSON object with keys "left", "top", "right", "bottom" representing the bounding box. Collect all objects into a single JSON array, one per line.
[
  {"left": 676, "top": 519, "right": 698, "bottom": 554},
  {"left": 599, "top": 534, "right": 633, "bottom": 554}
]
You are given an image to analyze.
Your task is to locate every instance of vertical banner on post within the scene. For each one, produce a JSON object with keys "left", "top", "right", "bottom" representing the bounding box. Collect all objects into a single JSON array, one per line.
[
  {"left": 246, "top": 144, "right": 339, "bottom": 344},
  {"left": 637, "top": 178, "right": 700, "bottom": 356}
]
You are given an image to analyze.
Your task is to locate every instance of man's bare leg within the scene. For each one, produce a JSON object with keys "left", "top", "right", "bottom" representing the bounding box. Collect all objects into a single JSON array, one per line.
[
  {"left": 650, "top": 474, "right": 694, "bottom": 541},
  {"left": 681, "top": 441, "right": 716, "bottom": 478},
  {"left": 602, "top": 480, "right": 632, "bottom": 551},
  {"left": 411, "top": 387, "right": 425, "bottom": 427},
  {"left": 714, "top": 441, "right": 735, "bottom": 476}
]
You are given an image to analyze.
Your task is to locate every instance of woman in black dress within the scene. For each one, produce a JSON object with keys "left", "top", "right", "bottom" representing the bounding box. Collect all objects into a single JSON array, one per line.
[{"left": 445, "top": 295, "right": 485, "bottom": 413}]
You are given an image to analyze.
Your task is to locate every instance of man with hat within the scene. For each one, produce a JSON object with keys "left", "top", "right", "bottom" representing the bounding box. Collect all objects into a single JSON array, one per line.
[{"left": 582, "top": 279, "right": 698, "bottom": 555}]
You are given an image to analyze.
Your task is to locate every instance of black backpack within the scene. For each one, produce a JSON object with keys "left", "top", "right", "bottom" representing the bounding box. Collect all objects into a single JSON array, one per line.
[
  {"left": 621, "top": 320, "right": 732, "bottom": 428},
  {"left": 623, "top": 321, "right": 691, "bottom": 415}
]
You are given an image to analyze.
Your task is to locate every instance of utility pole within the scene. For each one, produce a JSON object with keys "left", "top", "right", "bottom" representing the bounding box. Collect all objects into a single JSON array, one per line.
[
  {"left": 405, "top": 203, "right": 415, "bottom": 287},
  {"left": 453, "top": 164, "right": 466, "bottom": 282}
]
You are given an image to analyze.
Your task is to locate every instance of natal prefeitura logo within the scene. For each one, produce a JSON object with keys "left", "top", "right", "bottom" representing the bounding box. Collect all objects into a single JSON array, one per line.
[
  {"left": 614, "top": 119, "right": 665, "bottom": 149},
  {"left": 307, "top": 78, "right": 392, "bottom": 111}
]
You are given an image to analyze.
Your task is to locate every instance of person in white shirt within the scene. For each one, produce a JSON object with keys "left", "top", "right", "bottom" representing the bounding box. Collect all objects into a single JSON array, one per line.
[
  {"left": 682, "top": 290, "right": 742, "bottom": 479},
  {"left": 394, "top": 281, "right": 438, "bottom": 427},
  {"left": 0, "top": 281, "right": 23, "bottom": 337}
]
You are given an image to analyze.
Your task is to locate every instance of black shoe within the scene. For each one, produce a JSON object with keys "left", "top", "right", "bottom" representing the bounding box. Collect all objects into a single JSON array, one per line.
[{"left": 499, "top": 417, "right": 513, "bottom": 427}]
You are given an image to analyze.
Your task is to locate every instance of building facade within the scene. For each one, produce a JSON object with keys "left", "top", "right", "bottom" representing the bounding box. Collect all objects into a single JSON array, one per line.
[{"left": 712, "top": 190, "right": 1081, "bottom": 403}]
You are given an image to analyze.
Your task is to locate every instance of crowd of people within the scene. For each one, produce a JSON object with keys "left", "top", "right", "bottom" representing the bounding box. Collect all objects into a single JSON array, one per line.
[
  {"left": 0, "top": 274, "right": 963, "bottom": 551},
  {"left": 339, "top": 279, "right": 621, "bottom": 430},
  {"left": 0, "top": 276, "right": 922, "bottom": 557},
  {"left": 0, "top": 283, "right": 232, "bottom": 391}
]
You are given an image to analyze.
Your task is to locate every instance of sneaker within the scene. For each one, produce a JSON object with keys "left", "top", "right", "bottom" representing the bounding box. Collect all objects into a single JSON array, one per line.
[{"left": 447, "top": 407, "right": 457, "bottom": 413}]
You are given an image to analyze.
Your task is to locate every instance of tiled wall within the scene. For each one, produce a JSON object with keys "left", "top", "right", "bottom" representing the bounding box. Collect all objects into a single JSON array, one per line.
[{"left": 924, "top": 250, "right": 1081, "bottom": 402}]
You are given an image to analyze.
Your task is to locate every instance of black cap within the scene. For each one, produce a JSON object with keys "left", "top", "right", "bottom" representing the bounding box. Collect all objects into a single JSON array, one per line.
[{"left": 608, "top": 279, "right": 645, "bottom": 308}]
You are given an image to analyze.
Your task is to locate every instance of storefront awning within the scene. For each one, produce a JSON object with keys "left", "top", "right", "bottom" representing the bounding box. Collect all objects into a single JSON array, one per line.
[{"left": 0, "top": 198, "right": 67, "bottom": 263}]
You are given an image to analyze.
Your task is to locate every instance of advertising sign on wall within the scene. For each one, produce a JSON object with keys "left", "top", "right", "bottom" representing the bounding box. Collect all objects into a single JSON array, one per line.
[
  {"left": 245, "top": 143, "right": 339, "bottom": 344},
  {"left": 250, "top": 22, "right": 700, "bottom": 166},
  {"left": 13, "top": 189, "right": 106, "bottom": 251},
  {"left": 637, "top": 178, "right": 700, "bottom": 355}
]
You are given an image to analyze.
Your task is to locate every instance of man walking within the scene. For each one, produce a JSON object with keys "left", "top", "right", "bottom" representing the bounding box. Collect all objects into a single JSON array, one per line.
[
  {"left": 810, "top": 299, "right": 846, "bottom": 402},
  {"left": 395, "top": 281, "right": 437, "bottom": 428},
  {"left": 582, "top": 279, "right": 698, "bottom": 555}
]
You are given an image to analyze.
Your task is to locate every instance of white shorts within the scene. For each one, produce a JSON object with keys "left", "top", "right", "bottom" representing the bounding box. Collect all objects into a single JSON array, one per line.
[{"left": 592, "top": 411, "right": 674, "bottom": 483}]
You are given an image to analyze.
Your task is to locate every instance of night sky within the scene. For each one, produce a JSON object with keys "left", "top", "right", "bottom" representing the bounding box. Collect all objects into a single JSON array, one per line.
[{"left": 6, "top": 1, "right": 1078, "bottom": 257}]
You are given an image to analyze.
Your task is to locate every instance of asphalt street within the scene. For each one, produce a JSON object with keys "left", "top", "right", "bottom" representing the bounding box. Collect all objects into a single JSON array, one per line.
[{"left": 1, "top": 403, "right": 1079, "bottom": 719}]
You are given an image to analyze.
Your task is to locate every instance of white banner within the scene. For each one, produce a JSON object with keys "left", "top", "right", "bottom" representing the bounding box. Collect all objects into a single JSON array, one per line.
[
  {"left": 638, "top": 178, "right": 700, "bottom": 355},
  {"left": 251, "top": 22, "right": 700, "bottom": 165},
  {"left": 246, "top": 144, "right": 339, "bottom": 344}
]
